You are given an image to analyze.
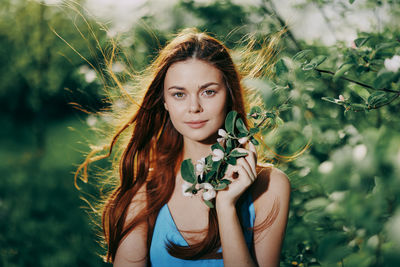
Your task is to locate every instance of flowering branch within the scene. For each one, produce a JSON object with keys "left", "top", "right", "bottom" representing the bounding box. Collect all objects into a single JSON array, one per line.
[{"left": 180, "top": 108, "right": 279, "bottom": 208}]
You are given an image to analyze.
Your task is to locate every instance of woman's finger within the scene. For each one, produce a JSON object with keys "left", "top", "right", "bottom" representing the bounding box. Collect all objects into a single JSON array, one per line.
[
  {"left": 232, "top": 147, "right": 257, "bottom": 177},
  {"left": 227, "top": 163, "right": 252, "bottom": 184},
  {"left": 247, "top": 141, "right": 257, "bottom": 159},
  {"left": 226, "top": 158, "right": 255, "bottom": 183},
  {"left": 236, "top": 157, "right": 256, "bottom": 182}
]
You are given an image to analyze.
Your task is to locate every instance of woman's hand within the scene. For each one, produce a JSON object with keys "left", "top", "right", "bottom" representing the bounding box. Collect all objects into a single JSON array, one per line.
[{"left": 215, "top": 141, "right": 258, "bottom": 208}]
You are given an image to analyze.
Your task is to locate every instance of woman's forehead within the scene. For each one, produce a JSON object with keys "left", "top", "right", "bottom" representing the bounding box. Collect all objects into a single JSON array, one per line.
[{"left": 164, "top": 59, "right": 223, "bottom": 88}]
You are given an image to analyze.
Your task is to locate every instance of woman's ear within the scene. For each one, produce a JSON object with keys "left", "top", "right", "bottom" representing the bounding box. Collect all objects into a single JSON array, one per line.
[{"left": 164, "top": 102, "right": 169, "bottom": 111}]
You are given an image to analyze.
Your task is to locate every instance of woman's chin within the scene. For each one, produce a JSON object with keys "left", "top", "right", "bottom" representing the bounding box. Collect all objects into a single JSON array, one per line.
[{"left": 183, "top": 132, "right": 219, "bottom": 145}]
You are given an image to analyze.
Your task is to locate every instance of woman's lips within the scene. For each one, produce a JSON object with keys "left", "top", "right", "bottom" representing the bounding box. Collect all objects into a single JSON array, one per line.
[{"left": 185, "top": 120, "right": 208, "bottom": 129}]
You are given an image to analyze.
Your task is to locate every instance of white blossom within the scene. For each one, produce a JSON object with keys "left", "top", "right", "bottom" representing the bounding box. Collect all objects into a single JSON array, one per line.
[
  {"left": 238, "top": 136, "right": 249, "bottom": 144},
  {"left": 353, "top": 144, "right": 367, "bottom": 161},
  {"left": 218, "top": 129, "right": 228, "bottom": 138},
  {"left": 182, "top": 182, "right": 193, "bottom": 197},
  {"left": 79, "top": 65, "right": 97, "bottom": 83},
  {"left": 212, "top": 149, "right": 224, "bottom": 162},
  {"left": 217, "top": 129, "right": 228, "bottom": 143},
  {"left": 196, "top": 158, "right": 206, "bottom": 173},
  {"left": 202, "top": 183, "right": 216, "bottom": 201},
  {"left": 318, "top": 161, "right": 333, "bottom": 174},
  {"left": 217, "top": 137, "right": 225, "bottom": 143},
  {"left": 384, "top": 55, "right": 400, "bottom": 72}
]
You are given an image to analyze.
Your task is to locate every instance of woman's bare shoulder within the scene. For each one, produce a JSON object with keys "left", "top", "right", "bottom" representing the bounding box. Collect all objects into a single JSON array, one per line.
[
  {"left": 253, "top": 165, "right": 290, "bottom": 198},
  {"left": 251, "top": 165, "right": 291, "bottom": 224}
]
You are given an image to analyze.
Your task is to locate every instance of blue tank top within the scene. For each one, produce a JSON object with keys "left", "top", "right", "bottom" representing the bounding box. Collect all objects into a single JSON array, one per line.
[{"left": 149, "top": 193, "right": 255, "bottom": 266}]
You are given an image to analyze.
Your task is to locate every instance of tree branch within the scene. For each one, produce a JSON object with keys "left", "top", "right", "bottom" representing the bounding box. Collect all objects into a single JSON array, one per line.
[{"left": 315, "top": 68, "right": 400, "bottom": 94}]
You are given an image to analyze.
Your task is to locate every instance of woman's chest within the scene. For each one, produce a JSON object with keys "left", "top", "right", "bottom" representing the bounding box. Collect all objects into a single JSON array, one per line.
[{"left": 167, "top": 193, "right": 210, "bottom": 244}]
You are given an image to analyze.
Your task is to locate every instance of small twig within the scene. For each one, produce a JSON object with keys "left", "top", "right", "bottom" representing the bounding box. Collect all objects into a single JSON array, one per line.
[
  {"left": 315, "top": 68, "right": 400, "bottom": 94},
  {"left": 346, "top": 94, "right": 400, "bottom": 112}
]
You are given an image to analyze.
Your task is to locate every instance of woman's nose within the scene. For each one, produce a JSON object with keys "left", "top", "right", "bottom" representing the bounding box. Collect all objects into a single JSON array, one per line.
[{"left": 189, "top": 96, "right": 203, "bottom": 113}]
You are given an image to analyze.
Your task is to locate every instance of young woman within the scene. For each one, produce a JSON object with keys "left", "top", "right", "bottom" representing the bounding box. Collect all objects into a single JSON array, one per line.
[{"left": 78, "top": 28, "right": 290, "bottom": 266}]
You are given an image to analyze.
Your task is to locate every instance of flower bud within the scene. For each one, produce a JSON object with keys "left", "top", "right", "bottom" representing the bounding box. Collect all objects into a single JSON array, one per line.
[
  {"left": 238, "top": 136, "right": 249, "bottom": 144},
  {"left": 218, "top": 129, "right": 228, "bottom": 138},
  {"left": 202, "top": 183, "right": 216, "bottom": 201},
  {"left": 384, "top": 55, "right": 400, "bottom": 72},
  {"left": 212, "top": 149, "right": 224, "bottom": 161},
  {"left": 196, "top": 158, "right": 206, "bottom": 173}
]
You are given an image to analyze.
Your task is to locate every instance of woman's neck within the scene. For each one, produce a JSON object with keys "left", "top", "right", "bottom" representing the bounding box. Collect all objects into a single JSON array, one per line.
[{"left": 182, "top": 139, "right": 213, "bottom": 163}]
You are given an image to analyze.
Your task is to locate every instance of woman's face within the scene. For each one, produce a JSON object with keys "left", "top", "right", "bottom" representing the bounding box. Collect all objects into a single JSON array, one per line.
[{"left": 163, "top": 58, "right": 228, "bottom": 144}]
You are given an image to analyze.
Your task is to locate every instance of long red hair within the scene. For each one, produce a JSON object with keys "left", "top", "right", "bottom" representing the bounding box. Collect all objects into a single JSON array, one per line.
[
  {"left": 75, "top": 28, "right": 285, "bottom": 263},
  {"left": 106, "top": 29, "right": 246, "bottom": 262}
]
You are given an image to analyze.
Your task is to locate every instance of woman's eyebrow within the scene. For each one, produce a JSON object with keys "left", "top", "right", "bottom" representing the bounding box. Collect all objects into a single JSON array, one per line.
[
  {"left": 167, "top": 86, "right": 185, "bottom": 91},
  {"left": 199, "top": 82, "right": 219, "bottom": 89},
  {"left": 167, "top": 82, "right": 219, "bottom": 91}
]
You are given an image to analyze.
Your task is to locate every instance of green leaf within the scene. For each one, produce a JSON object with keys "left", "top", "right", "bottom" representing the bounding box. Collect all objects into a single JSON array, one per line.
[
  {"left": 250, "top": 137, "right": 259, "bottom": 145},
  {"left": 226, "top": 138, "right": 233, "bottom": 153},
  {"left": 310, "top": 55, "right": 327, "bottom": 67},
  {"left": 225, "top": 110, "right": 238, "bottom": 135},
  {"left": 205, "top": 170, "right": 216, "bottom": 182},
  {"left": 221, "top": 179, "right": 231, "bottom": 185},
  {"left": 266, "top": 112, "right": 276, "bottom": 118},
  {"left": 275, "top": 58, "right": 288, "bottom": 75},
  {"left": 373, "top": 72, "right": 395, "bottom": 89},
  {"left": 203, "top": 199, "right": 214, "bottom": 208},
  {"left": 349, "top": 0, "right": 355, "bottom": 4},
  {"left": 237, "top": 132, "right": 247, "bottom": 138},
  {"left": 354, "top": 37, "right": 370, "bottom": 47},
  {"left": 367, "top": 91, "right": 388, "bottom": 107},
  {"left": 375, "top": 42, "right": 398, "bottom": 51},
  {"left": 214, "top": 183, "right": 228, "bottom": 190},
  {"left": 311, "top": 69, "right": 322, "bottom": 78},
  {"left": 227, "top": 157, "right": 237, "bottom": 165},
  {"left": 230, "top": 150, "right": 248, "bottom": 158},
  {"left": 249, "top": 127, "right": 259, "bottom": 135},
  {"left": 304, "top": 197, "right": 330, "bottom": 211},
  {"left": 212, "top": 160, "right": 222, "bottom": 170},
  {"left": 181, "top": 159, "right": 196, "bottom": 183},
  {"left": 302, "top": 62, "right": 315, "bottom": 71},
  {"left": 333, "top": 64, "right": 353, "bottom": 82},
  {"left": 236, "top": 117, "right": 248, "bottom": 134},
  {"left": 292, "top": 49, "right": 312, "bottom": 61},
  {"left": 211, "top": 142, "right": 225, "bottom": 152}
]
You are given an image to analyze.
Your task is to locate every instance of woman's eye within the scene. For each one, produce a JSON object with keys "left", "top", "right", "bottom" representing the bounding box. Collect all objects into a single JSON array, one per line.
[
  {"left": 173, "top": 92, "right": 185, "bottom": 98},
  {"left": 202, "top": 90, "right": 216, "bottom": 97}
]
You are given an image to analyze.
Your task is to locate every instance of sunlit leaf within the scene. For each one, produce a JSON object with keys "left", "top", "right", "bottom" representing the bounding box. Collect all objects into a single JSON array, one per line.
[
  {"left": 181, "top": 159, "right": 196, "bottom": 183},
  {"left": 230, "top": 150, "right": 248, "bottom": 158},
  {"left": 333, "top": 63, "right": 353, "bottom": 82},
  {"left": 354, "top": 37, "right": 370, "bottom": 47},
  {"left": 203, "top": 199, "right": 214, "bottom": 208},
  {"left": 292, "top": 49, "right": 312, "bottom": 61},
  {"left": 236, "top": 117, "right": 248, "bottom": 134},
  {"left": 225, "top": 110, "right": 237, "bottom": 135},
  {"left": 275, "top": 58, "right": 288, "bottom": 75}
]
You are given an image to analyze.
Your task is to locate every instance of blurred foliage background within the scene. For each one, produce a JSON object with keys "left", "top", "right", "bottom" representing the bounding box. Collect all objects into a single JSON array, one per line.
[{"left": 1, "top": 0, "right": 399, "bottom": 266}]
